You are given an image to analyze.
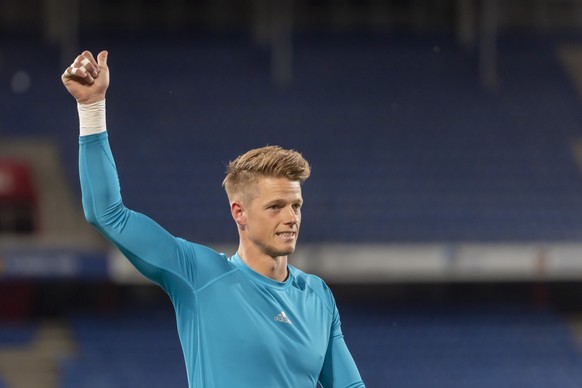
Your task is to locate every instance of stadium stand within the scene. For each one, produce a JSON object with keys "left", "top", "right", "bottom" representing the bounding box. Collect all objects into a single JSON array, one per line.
[
  {"left": 3, "top": 32, "right": 582, "bottom": 244},
  {"left": 0, "top": 320, "right": 74, "bottom": 387},
  {"left": 51, "top": 302, "right": 582, "bottom": 388},
  {"left": 60, "top": 310, "right": 187, "bottom": 388},
  {"left": 3, "top": 7, "right": 582, "bottom": 386},
  {"left": 0, "top": 322, "right": 37, "bottom": 346},
  {"left": 341, "top": 305, "right": 582, "bottom": 387}
]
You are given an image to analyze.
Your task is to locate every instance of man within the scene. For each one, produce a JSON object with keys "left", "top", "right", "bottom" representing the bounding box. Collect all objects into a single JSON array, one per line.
[{"left": 62, "top": 50, "right": 365, "bottom": 388}]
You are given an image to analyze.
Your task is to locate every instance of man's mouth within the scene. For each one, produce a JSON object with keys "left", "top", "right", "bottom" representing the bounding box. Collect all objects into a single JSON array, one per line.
[{"left": 276, "top": 232, "right": 296, "bottom": 238}]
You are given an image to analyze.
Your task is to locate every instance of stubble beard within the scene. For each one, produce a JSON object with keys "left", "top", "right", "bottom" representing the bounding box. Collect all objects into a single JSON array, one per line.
[{"left": 265, "top": 245, "right": 295, "bottom": 259}]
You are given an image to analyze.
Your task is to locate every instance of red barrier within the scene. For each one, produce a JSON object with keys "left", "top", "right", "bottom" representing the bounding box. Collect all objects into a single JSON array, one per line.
[
  {"left": 0, "top": 160, "right": 36, "bottom": 201},
  {"left": 0, "top": 160, "right": 38, "bottom": 233}
]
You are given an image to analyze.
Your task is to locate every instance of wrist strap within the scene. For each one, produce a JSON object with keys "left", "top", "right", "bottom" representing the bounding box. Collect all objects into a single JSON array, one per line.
[{"left": 78, "top": 100, "right": 106, "bottom": 136}]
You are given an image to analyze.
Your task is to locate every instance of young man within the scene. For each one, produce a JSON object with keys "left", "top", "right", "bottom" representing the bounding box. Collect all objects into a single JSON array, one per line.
[{"left": 62, "top": 50, "right": 365, "bottom": 388}]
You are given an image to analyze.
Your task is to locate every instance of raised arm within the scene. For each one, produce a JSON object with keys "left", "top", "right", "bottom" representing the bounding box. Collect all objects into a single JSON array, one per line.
[{"left": 62, "top": 51, "right": 194, "bottom": 290}]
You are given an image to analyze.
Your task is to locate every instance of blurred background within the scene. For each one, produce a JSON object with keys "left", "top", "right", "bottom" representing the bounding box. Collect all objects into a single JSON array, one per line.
[{"left": 2, "top": 0, "right": 582, "bottom": 387}]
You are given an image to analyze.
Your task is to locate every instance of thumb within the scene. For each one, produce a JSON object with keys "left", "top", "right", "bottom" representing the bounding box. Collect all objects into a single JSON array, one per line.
[{"left": 97, "top": 50, "right": 108, "bottom": 67}]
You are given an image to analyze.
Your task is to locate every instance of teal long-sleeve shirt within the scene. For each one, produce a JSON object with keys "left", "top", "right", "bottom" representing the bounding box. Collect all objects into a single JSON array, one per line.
[{"left": 79, "top": 132, "right": 365, "bottom": 388}]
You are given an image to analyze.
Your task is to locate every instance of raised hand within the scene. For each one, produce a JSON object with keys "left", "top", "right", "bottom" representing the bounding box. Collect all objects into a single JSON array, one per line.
[{"left": 62, "top": 50, "right": 109, "bottom": 104}]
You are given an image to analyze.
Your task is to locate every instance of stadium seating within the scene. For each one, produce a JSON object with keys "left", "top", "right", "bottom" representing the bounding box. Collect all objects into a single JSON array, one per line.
[
  {"left": 60, "top": 309, "right": 187, "bottom": 388},
  {"left": 0, "top": 321, "right": 37, "bottom": 346},
  {"left": 4, "top": 18, "right": 582, "bottom": 388},
  {"left": 3, "top": 32, "right": 582, "bottom": 243},
  {"left": 0, "top": 321, "right": 40, "bottom": 386},
  {"left": 341, "top": 305, "right": 582, "bottom": 387},
  {"left": 54, "top": 304, "right": 582, "bottom": 388}
]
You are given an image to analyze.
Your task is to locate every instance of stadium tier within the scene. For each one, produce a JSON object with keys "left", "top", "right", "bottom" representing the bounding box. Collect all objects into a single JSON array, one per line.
[
  {"left": 3, "top": 3, "right": 582, "bottom": 388},
  {"left": 60, "top": 310, "right": 187, "bottom": 388},
  {"left": 2, "top": 32, "right": 582, "bottom": 244},
  {"left": 341, "top": 305, "right": 582, "bottom": 387},
  {"left": 54, "top": 304, "right": 582, "bottom": 388}
]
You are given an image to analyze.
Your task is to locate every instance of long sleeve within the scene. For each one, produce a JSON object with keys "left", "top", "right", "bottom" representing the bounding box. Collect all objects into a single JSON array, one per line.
[
  {"left": 318, "top": 293, "right": 365, "bottom": 388},
  {"left": 79, "top": 132, "right": 195, "bottom": 290},
  {"left": 319, "top": 336, "right": 365, "bottom": 388}
]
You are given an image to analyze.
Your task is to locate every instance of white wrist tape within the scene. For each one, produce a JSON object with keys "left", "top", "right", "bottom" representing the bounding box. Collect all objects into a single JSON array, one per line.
[{"left": 78, "top": 99, "right": 106, "bottom": 136}]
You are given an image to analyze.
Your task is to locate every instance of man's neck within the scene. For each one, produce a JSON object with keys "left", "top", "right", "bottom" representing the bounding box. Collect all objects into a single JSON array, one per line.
[{"left": 237, "top": 246, "right": 288, "bottom": 282}]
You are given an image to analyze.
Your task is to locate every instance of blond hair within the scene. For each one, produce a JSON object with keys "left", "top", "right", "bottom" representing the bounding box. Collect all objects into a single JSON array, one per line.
[{"left": 222, "top": 145, "right": 311, "bottom": 202}]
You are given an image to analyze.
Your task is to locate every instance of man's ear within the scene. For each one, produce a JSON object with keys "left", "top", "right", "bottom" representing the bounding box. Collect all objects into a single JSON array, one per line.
[{"left": 231, "top": 201, "right": 246, "bottom": 226}]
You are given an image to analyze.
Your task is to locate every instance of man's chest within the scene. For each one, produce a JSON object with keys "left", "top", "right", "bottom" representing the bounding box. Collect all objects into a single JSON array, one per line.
[{"left": 196, "top": 277, "right": 331, "bottom": 373}]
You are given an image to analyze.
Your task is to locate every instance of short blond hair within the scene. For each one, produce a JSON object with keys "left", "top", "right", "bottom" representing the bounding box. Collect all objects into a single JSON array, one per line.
[{"left": 222, "top": 145, "right": 311, "bottom": 202}]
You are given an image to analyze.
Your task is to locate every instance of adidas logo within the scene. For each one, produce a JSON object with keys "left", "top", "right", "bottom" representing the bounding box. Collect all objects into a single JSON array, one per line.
[{"left": 274, "top": 311, "right": 292, "bottom": 324}]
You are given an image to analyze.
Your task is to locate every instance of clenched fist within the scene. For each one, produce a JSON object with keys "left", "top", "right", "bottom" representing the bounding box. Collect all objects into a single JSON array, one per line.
[{"left": 62, "top": 50, "right": 109, "bottom": 104}]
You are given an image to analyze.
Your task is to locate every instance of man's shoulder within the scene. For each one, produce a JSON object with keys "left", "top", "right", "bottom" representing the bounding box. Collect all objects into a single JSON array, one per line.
[
  {"left": 289, "top": 265, "right": 324, "bottom": 285},
  {"left": 178, "top": 239, "right": 228, "bottom": 259},
  {"left": 178, "top": 239, "right": 235, "bottom": 273},
  {"left": 289, "top": 266, "right": 335, "bottom": 305}
]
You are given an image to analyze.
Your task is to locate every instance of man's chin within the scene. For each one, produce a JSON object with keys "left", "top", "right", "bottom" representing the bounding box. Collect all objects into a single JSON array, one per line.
[{"left": 268, "top": 245, "right": 296, "bottom": 258}]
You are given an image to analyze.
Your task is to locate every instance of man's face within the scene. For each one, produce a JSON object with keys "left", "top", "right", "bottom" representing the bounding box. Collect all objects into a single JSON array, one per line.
[{"left": 242, "top": 176, "right": 303, "bottom": 259}]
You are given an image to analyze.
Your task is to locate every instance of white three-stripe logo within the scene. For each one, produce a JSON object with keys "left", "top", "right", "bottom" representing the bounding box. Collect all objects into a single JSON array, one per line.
[{"left": 274, "top": 311, "right": 292, "bottom": 324}]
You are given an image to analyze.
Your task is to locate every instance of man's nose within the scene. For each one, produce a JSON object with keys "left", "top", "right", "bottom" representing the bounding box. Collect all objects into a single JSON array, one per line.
[{"left": 284, "top": 206, "right": 299, "bottom": 224}]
